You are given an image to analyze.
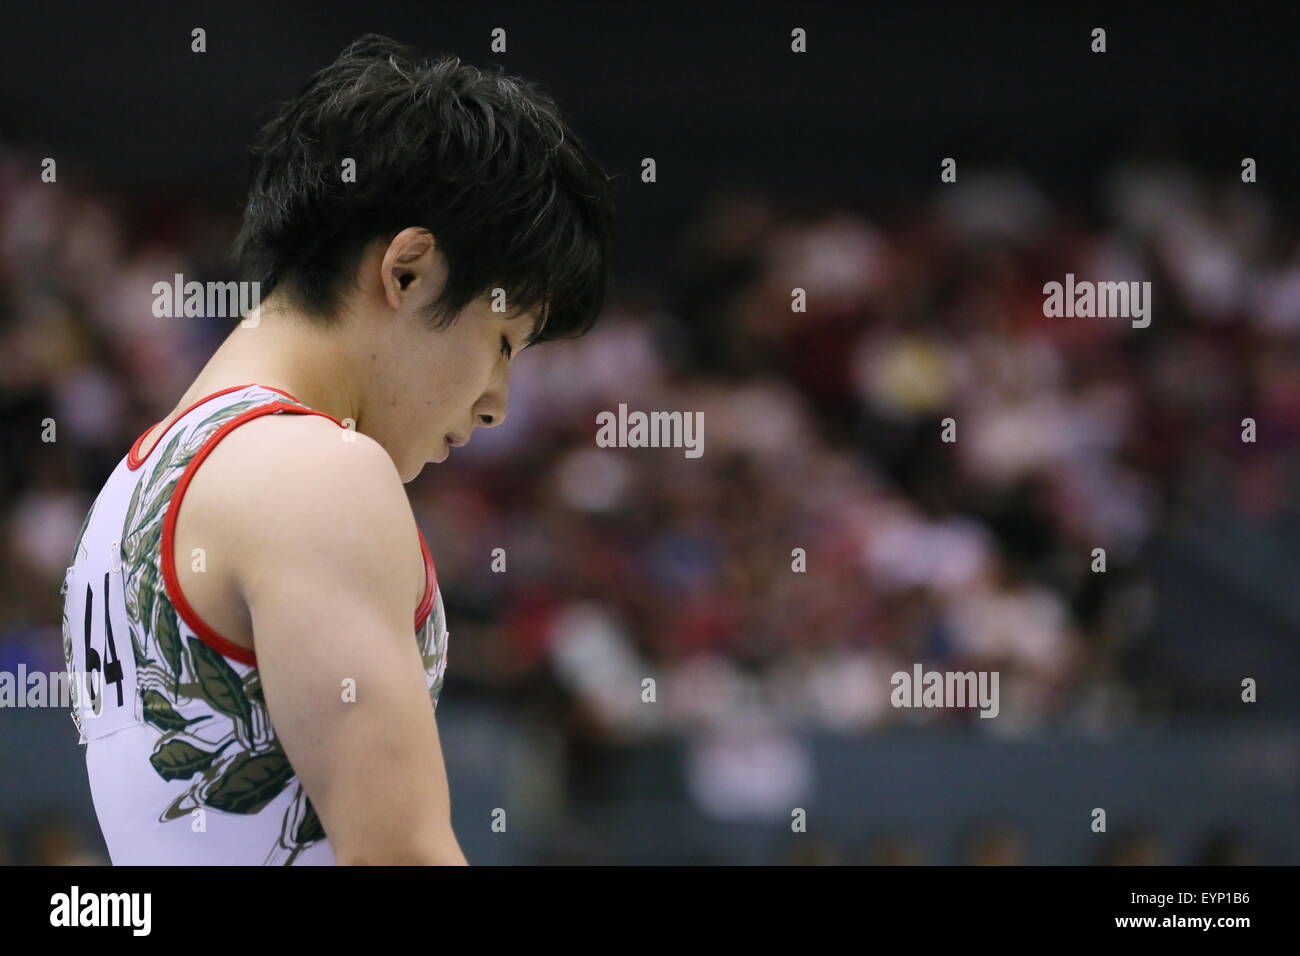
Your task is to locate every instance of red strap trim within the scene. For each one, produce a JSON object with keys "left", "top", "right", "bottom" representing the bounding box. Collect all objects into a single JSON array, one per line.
[
  {"left": 415, "top": 530, "right": 437, "bottom": 631},
  {"left": 161, "top": 401, "right": 438, "bottom": 666},
  {"left": 129, "top": 384, "right": 254, "bottom": 470},
  {"left": 128, "top": 383, "right": 307, "bottom": 470}
]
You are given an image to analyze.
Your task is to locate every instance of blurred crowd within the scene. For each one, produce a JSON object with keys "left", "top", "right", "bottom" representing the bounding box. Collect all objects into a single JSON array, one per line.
[
  {"left": 409, "top": 152, "right": 1299, "bottom": 744},
  {"left": 1, "top": 138, "right": 1296, "bottom": 862}
]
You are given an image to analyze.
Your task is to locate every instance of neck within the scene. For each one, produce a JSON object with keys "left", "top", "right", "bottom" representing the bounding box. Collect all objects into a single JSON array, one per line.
[{"left": 189, "top": 295, "right": 365, "bottom": 427}]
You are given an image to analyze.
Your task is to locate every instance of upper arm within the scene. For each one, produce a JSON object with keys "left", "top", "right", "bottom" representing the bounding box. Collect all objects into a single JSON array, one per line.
[{"left": 211, "top": 415, "right": 464, "bottom": 864}]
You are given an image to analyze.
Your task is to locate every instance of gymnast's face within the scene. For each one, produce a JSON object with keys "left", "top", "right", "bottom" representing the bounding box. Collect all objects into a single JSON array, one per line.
[{"left": 355, "top": 227, "right": 536, "bottom": 482}]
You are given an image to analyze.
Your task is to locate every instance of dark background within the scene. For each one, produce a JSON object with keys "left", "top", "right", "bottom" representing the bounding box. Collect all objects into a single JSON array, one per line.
[{"left": 4, "top": 1, "right": 1300, "bottom": 281}]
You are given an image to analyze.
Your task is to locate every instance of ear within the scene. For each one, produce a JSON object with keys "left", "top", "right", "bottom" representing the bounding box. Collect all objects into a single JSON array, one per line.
[{"left": 380, "top": 227, "right": 442, "bottom": 311}]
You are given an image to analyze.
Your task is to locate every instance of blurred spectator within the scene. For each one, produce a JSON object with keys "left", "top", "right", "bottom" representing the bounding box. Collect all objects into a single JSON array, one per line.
[
  {"left": 959, "top": 821, "right": 1028, "bottom": 866},
  {"left": 1095, "top": 827, "right": 1167, "bottom": 866}
]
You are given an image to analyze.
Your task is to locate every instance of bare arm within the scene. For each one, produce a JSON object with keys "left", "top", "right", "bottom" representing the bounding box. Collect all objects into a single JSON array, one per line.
[{"left": 220, "top": 416, "right": 465, "bottom": 865}]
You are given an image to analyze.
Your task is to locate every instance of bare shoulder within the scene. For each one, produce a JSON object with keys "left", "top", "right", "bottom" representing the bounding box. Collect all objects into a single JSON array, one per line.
[
  {"left": 179, "top": 411, "right": 422, "bottom": 603},
  {"left": 198, "top": 411, "right": 404, "bottom": 511}
]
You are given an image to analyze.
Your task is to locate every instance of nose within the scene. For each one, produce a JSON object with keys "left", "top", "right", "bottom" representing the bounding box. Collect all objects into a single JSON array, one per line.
[{"left": 473, "top": 377, "right": 509, "bottom": 429}]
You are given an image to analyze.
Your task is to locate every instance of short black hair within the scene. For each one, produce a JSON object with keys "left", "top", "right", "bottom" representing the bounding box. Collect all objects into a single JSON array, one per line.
[{"left": 232, "top": 34, "right": 616, "bottom": 346}]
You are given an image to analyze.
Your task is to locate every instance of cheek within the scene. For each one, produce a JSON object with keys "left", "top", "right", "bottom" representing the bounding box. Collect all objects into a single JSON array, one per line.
[
  {"left": 439, "top": 342, "right": 497, "bottom": 398},
  {"left": 407, "top": 321, "right": 498, "bottom": 422},
  {"left": 429, "top": 364, "right": 477, "bottom": 411},
  {"left": 417, "top": 353, "right": 480, "bottom": 423}
]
